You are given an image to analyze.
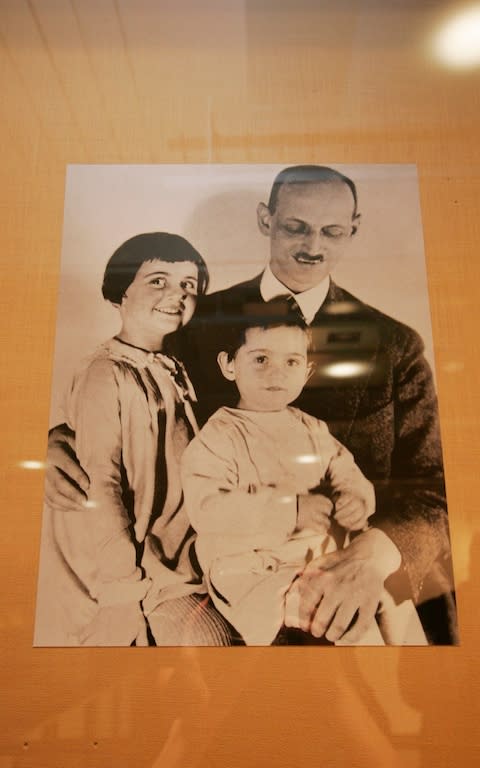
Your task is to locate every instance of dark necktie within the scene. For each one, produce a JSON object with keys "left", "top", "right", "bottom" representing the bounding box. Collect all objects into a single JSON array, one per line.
[
  {"left": 284, "top": 294, "right": 306, "bottom": 322},
  {"left": 248, "top": 295, "right": 306, "bottom": 323}
]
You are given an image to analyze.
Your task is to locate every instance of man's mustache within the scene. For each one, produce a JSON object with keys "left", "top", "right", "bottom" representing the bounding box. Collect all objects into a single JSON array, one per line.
[{"left": 294, "top": 252, "right": 325, "bottom": 262}]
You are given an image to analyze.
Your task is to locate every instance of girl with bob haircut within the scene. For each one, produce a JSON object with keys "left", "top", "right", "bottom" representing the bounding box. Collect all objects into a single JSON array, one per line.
[{"left": 36, "top": 232, "right": 231, "bottom": 646}]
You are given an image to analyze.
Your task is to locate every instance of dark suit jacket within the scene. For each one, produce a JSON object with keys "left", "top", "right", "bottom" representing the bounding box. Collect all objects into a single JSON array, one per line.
[{"left": 171, "top": 274, "right": 457, "bottom": 643}]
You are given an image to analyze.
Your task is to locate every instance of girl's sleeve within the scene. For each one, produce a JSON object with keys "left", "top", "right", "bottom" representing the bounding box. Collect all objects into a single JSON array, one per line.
[
  {"left": 181, "top": 420, "right": 297, "bottom": 547},
  {"left": 54, "top": 358, "right": 150, "bottom": 615}
]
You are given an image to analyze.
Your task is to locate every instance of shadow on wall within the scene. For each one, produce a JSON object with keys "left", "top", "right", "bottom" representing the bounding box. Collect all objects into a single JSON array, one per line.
[
  {"left": 183, "top": 188, "right": 268, "bottom": 293},
  {"left": 7, "top": 533, "right": 474, "bottom": 767},
  {"left": 398, "top": 531, "right": 477, "bottom": 768}
]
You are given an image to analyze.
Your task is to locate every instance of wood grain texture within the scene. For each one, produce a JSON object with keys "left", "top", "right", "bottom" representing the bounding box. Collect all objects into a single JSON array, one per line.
[{"left": 0, "top": 1, "right": 479, "bottom": 766}]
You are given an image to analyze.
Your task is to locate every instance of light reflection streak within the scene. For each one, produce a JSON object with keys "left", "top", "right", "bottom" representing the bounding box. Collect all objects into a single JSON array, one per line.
[
  {"left": 432, "top": 4, "right": 480, "bottom": 68},
  {"left": 323, "top": 361, "right": 371, "bottom": 378},
  {"left": 296, "top": 454, "right": 321, "bottom": 464},
  {"left": 18, "top": 460, "right": 45, "bottom": 470}
]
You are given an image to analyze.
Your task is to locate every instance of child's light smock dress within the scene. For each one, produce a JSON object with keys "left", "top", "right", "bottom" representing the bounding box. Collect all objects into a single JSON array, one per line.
[{"left": 35, "top": 338, "right": 229, "bottom": 646}]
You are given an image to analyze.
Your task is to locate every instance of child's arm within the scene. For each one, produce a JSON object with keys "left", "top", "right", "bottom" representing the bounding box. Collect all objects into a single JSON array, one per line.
[
  {"left": 181, "top": 421, "right": 298, "bottom": 548},
  {"left": 318, "top": 422, "right": 375, "bottom": 532},
  {"left": 296, "top": 494, "right": 334, "bottom": 533},
  {"left": 52, "top": 358, "right": 149, "bottom": 646}
]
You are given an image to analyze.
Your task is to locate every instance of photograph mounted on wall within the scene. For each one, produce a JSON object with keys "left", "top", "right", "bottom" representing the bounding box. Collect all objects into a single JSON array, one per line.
[{"left": 34, "top": 163, "right": 458, "bottom": 647}]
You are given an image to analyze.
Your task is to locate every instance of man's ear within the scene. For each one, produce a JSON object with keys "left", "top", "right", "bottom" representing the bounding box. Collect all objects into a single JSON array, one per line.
[
  {"left": 351, "top": 213, "right": 361, "bottom": 236},
  {"left": 305, "top": 361, "right": 316, "bottom": 383},
  {"left": 217, "top": 351, "right": 236, "bottom": 381},
  {"left": 256, "top": 202, "right": 272, "bottom": 237}
]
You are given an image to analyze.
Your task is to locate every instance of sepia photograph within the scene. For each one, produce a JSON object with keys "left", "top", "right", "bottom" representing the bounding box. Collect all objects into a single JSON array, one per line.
[{"left": 34, "top": 163, "right": 458, "bottom": 647}]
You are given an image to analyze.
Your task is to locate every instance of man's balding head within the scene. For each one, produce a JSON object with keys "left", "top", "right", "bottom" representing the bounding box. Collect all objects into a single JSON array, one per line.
[{"left": 267, "top": 165, "right": 358, "bottom": 218}]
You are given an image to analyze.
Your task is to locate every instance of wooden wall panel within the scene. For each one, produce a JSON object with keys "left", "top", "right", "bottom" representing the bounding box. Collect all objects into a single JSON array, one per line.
[{"left": 1, "top": 1, "right": 479, "bottom": 766}]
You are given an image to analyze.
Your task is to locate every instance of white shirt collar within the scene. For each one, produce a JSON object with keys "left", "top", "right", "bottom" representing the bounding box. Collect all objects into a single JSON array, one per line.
[{"left": 259, "top": 265, "right": 330, "bottom": 324}]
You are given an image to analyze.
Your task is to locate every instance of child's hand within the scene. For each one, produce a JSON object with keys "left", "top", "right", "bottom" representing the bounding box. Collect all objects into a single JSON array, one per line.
[
  {"left": 297, "top": 494, "right": 333, "bottom": 533},
  {"left": 334, "top": 491, "right": 374, "bottom": 531}
]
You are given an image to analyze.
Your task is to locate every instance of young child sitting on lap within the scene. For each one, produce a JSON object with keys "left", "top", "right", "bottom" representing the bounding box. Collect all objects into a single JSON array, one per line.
[{"left": 181, "top": 305, "right": 388, "bottom": 645}]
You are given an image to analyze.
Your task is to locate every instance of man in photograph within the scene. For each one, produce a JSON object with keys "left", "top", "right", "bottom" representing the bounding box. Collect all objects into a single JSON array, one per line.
[
  {"left": 180, "top": 165, "right": 457, "bottom": 644},
  {"left": 46, "top": 165, "right": 457, "bottom": 644}
]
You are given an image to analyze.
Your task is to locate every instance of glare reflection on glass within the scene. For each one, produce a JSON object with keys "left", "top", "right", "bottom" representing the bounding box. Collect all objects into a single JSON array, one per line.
[
  {"left": 323, "top": 361, "right": 370, "bottom": 378},
  {"left": 443, "top": 360, "right": 465, "bottom": 373},
  {"left": 280, "top": 495, "right": 296, "bottom": 504},
  {"left": 433, "top": 4, "right": 480, "bottom": 68},
  {"left": 18, "top": 460, "right": 45, "bottom": 470},
  {"left": 323, "top": 301, "right": 357, "bottom": 315},
  {"left": 296, "top": 454, "right": 321, "bottom": 464}
]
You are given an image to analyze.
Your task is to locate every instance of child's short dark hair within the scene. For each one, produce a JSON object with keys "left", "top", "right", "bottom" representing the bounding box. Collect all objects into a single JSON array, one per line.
[
  {"left": 102, "top": 232, "right": 209, "bottom": 304},
  {"left": 222, "top": 298, "right": 311, "bottom": 361}
]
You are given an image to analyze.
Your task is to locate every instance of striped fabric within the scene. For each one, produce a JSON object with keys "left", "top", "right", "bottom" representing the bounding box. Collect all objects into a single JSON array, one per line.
[{"left": 147, "top": 594, "right": 239, "bottom": 646}]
